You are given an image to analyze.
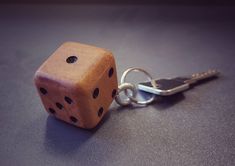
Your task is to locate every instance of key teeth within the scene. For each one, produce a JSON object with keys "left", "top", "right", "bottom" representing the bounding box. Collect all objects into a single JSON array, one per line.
[
  {"left": 208, "top": 69, "right": 220, "bottom": 76},
  {"left": 192, "top": 69, "right": 219, "bottom": 78},
  {"left": 189, "top": 69, "right": 220, "bottom": 84}
]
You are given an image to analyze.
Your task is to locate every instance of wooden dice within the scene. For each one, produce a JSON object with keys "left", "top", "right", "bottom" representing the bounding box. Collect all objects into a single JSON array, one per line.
[{"left": 34, "top": 42, "right": 118, "bottom": 129}]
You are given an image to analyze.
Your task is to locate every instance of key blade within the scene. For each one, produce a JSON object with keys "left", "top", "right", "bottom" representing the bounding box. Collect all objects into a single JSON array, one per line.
[
  {"left": 185, "top": 69, "right": 220, "bottom": 84},
  {"left": 138, "top": 79, "right": 189, "bottom": 96}
]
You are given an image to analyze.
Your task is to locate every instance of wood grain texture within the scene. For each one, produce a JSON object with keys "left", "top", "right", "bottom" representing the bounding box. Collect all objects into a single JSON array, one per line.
[{"left": 34, "top": 42, "right": 118, "bottom": 129}]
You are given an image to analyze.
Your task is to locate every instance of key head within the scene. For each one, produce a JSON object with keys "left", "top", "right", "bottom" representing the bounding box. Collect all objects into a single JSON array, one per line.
[
  {"left": 138, "top": 79, "right": 189, "bottom": 96},
  {"left": 34, "top": 42, "right": 118, "bottom": 129}
]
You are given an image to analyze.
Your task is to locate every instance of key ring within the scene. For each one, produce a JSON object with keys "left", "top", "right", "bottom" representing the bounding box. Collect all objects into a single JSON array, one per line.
[
  {"left": 115, "top": 67, "right": 157, "bottom": 106},
  {"left": 121, "top": 67, "right": 157, "bottom": 105}
]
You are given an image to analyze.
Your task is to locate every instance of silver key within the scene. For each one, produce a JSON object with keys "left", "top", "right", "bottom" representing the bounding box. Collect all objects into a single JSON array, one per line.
[{"left": 138, "top": 69, "right": 219, "bottom": 96}]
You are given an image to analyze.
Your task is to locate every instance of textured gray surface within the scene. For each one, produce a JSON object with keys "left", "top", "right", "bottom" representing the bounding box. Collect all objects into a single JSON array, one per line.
[{"left": 0, "top": 4, "right": 235, "bottom": 166}]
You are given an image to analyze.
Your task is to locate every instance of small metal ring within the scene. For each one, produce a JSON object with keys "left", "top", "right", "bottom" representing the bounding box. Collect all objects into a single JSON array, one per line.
[
  {"left": 115, "top": 83, "right": 137, "bottom": 106},
  {"left": 120, "top": 67, "right": 157, "bottom": 105}
]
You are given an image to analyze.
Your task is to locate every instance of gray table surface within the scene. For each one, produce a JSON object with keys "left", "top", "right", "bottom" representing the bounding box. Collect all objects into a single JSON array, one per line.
[{"left": 0, "top": 4, "right": 235, "bottom": 166}]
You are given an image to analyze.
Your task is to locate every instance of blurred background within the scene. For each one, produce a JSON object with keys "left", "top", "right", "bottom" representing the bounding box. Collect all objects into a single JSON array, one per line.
[
  {"left": 0, "top": 0, "right": 235, "bottom": 5},
  {"left": 0, "top": 1, "right": 235, "bottom": 166}
]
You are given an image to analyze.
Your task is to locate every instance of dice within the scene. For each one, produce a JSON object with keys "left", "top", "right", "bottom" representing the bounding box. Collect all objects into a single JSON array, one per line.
[{"left": 34, "top": 42, "right": 118, "bottom": 129}]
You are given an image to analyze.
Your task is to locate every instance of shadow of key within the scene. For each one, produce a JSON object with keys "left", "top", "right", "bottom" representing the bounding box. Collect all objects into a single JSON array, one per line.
[
  {"left": 152, "top": 93, "right": 185, "bottom": 111},
  {"left": 137, "top": 89, "right": 185, "bottom": 110}
]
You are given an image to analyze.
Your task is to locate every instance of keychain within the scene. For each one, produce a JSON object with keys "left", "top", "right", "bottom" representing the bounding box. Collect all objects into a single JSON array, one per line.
[
  {"left": 115, "top": 68, "right": 219, "bottom": 105},
  {"left": 34, "top": 42, "right": 219, "bottom": 129}
]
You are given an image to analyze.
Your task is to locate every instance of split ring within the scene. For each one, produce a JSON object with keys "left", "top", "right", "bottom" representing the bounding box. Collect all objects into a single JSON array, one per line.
[{"left": 120, "top": 67, "right": 157, "bottom": 105}]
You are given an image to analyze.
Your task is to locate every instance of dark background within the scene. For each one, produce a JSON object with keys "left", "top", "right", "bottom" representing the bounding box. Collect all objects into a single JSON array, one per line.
[
  {"left": 0, "top": 1, "right": 235, "bottom": 166},
  {"left": 1, "top": 0, "right": 235, "bottom": 5}
]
